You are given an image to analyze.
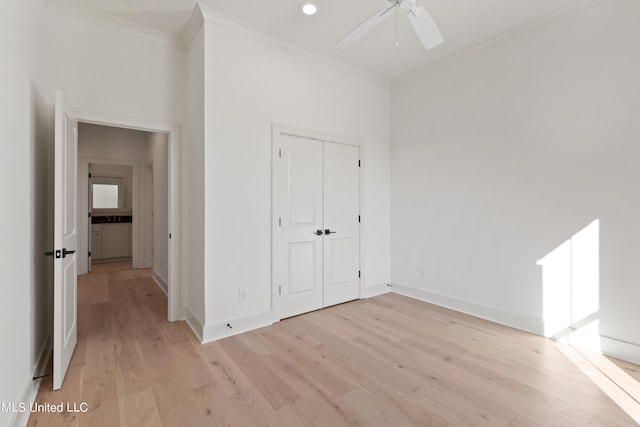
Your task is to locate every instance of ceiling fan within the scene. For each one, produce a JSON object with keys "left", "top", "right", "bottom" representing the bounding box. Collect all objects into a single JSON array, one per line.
[{"left": 336, "top": 0, "right": 443, "bottom": 50}]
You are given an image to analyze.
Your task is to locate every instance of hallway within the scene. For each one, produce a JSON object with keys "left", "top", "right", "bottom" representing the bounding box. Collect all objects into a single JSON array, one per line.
[{"left": 29, "top": 262, "right": 185, "bottom": 426}]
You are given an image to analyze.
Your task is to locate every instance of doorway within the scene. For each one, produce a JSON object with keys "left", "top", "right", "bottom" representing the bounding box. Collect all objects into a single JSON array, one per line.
[
  {"left": 51, "top": 93, "right": 181, "bottom": 390},
  {"left": 69, "top": 112, "right": 181, "bottom": 322},
  {"left": 77, "top": 124, "right": 167, "bottom": 278},
  {"left": 272, "top": 125, "right": 362, "bottom": 320},
  {"left": 88, "top": 163, "right": 134, "bottom": 266}
]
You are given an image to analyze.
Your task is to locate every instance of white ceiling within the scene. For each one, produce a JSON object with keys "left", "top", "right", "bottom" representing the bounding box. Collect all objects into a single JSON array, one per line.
[{"left": 57, "top": 0, "right": 587, "bottom": 81}]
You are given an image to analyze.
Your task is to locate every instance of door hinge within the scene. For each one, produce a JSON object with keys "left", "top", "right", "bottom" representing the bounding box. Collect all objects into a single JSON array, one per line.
[
  {"left": 358, "top": 270, "right": 361, "bottom": 278},
  {"left": 358, "top": 215, "right": 361, "bottom": 223},
  {"left": 358, "top": 160, "right": 361, "bottom": 167},
  {"left": 88, "top": 251, "right": 91, "bottom": 257},
  {"left": 169, "top": 233, "right": 172, "bottom": 239},
  {"left": 88, "top": 212, "right": 91, "bottom": 218},
  {"left": 88, "top": 172, "right": 92, "bottom": 179},
  {"left": 278, "top": 148, "right": 282, "bottom": 158},
  {"left": 278, "top": 286, "right": 282, "bottom": 295},
  {"left": 278, "top": 217, "right": 282, "bottom": 227}
]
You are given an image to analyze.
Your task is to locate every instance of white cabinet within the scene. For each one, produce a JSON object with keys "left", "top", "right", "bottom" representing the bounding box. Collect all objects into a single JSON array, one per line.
[
  {"left": 91, "top": 223, "right": 131, "bottom": 261},
  {"left": 102, "top": 223, "right": 131, "bottom": 259},
  {"left": 91, "top": 229, "right": 102, "bottom": 260}
]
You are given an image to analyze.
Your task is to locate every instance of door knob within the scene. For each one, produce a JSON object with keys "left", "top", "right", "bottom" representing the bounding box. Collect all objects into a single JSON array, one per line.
[
  {"left": 44, "top": 250, "right": 62, "bottom": 259},
  {"left": 314, "top": 230, "right": 323, "bottom": 236},
  {"left": 62, "top": 248, "right": 76, "bottom": 258},
  {"left": 324, "top": 229, "right": 337, "bottom": 235}
]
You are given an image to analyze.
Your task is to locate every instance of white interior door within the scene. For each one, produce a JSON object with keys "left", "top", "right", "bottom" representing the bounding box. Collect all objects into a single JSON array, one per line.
[
  {"left": 323, "top": 143, "right": 360, "bottom": 307},
  {"left": 273, "top": 129, "right": 360, "bottom": 320},
  {"left": 273, "top": 134, "right": 324, "bottom": 319},
  {"left": 53, "top": 90, "right": 78, "bottom": 390}
]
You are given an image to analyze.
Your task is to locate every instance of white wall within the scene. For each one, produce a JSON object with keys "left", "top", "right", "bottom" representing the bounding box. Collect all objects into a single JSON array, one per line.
[
  {"left": 44, "top": 9, "right": 186, "bottom": 127},
  {"left": 184, "top": 24, "right": 206, "bottom": 330},
  {"left": 391, "top": 0, "right": 640, "bottom": 357},
  {"left": 0, "top": 0, "right": 50, "bottom": 426},
  {"left": 146, "top": 132, "right": 169, "bottom": 292},
  {"left": 198, "top": 11, "right": 391, "bottom": 339}
]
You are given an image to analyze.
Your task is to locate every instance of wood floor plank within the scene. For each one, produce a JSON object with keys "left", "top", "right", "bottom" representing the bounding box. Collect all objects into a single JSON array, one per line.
[
  {"left": 293, "top": 317, "right": 424, "bottom": 397},
  {"left": 291, "top": 395, "right": 365, "bottom": 427},
  {"left": 82, "top": 334, "right": 118, "bottom": 379},
  {"left": 166, "top": 338, "right": 216, "bottom": 390},
  {"left": 201, "top": 342, "right": 254, "bottom": 397},
  {"left": 81, "top": 372, "right": 121, "bottom": 427},
  {"left": 190, "top": 382, "right": 241, "bottom": 426},
  {"left": 261, "top": 343, "right": 368, "bottom": 425},
  {"left": 340, "top": 388, "right": 417, "bottom": 427},
  {"left": 611, "top": 356, "right": 640, "bottom": 383},
  {"left": 29, "top": 263, "right": 640, "bottom": 426},
  {"left": 149, "top": 371, "right": 208, "bottom": 427},
  {"left": 217, "top": 337, "right": 300, "bottom": 410},
  {"left": 259, "top": 326, "right": 358, "bottom": 397},
  {"left": 122, "top": 387, "right": 163, "bottom": 427},
  {"left": 112, "top": 338, "right": 147, "bottom": 395},
  {"left": 136, "top": 327, "right": 177, "bottom": 381}
]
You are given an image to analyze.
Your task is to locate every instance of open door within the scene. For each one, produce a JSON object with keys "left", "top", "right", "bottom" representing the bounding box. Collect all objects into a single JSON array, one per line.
[{"left": 52, "top": 90, "right": 78, "bottom": 390}]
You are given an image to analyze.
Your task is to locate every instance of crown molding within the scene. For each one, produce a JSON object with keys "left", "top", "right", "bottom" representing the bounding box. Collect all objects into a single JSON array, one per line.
[
  {"left": 392, "top": 0, "right": 608, "bottom": 87},
  {"left": 181, "top": 2, "right": 204, "bottom": 49},
  {"left": 182, "top": 3, "right": 390, "bottom": 88},
  {"left": 45, "top": 0, "right": 182, "bottom": 49}
]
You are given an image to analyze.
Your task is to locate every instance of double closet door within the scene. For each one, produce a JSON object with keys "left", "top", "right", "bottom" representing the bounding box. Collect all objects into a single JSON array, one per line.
[{"left": 273, "top": 131, "right": 361, "bottom": 320}]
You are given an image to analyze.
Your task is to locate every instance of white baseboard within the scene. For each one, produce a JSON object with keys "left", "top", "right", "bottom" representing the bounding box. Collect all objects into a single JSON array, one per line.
[
  {"left": 184, "top": 306, "right": 204, "bottom": 343},
  {"left": 11, "top": 335, "right": 51, "bottom": 427},
  {"left": 361, "top": 282, "right": 392, "bottom": 298},
  {"left": 601, "top": 336, "right": 640, "bottom": 365},
  {"left": 152, "top": 270, "right": 168, "bottom": 295},
  {"left": 201, "top": 311, "right": 275, "bottom": 344},
  {"left": 390, "top": 282, "right": 544, "bottom": 336},
  {"left": 179, "top": 285, "right": 640, "bottom": 366}
]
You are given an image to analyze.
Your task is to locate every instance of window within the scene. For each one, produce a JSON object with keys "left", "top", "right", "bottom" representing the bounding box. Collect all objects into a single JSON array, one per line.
[
  {"left": 92, "top": 184, "right": 119, "bottom": 209},
  {"left": 90, "top": 176, "right": 126, "bottom": 211}
]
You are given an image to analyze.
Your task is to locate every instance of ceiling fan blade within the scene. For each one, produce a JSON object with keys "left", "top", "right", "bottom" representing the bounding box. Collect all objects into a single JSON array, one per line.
[
  {"left": 336, "top": 4, "right": 396, "bottom": 48},
  {"left": 408, "top": 5, "right": 443, "bottom": 50}
]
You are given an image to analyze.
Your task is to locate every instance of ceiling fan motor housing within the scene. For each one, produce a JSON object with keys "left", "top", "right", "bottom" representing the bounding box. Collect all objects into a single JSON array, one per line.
[
  {"left": 338, "top": 0, "right": 442, "bottom": 50},
  {"left": 399, "top": 0, "right": 417, "bottom": 10}
]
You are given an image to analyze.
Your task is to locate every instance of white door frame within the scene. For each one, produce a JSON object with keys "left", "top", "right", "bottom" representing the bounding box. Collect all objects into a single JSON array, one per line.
[
  {"left": 79, "top": 159, "right": 138, "bottom": 269},
  {"left": 69, "top": 107, "right": 182, "bottom": 322},
  {"left": 271, "top": 123, "right": 365, "bottom": 319},
  {"left": 145, "top": 160, "right": 154, "bottom": 269}
]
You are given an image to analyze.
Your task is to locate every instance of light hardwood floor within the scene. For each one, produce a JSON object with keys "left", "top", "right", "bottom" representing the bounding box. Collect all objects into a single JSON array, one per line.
[{"left": 29, "top": 263, "right": 640, "bottom": 426}]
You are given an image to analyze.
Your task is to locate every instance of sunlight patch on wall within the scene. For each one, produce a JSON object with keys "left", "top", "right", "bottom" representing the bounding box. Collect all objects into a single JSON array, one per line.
[{"left": 537, "top": 219, "right": 600, "bottom": 351}]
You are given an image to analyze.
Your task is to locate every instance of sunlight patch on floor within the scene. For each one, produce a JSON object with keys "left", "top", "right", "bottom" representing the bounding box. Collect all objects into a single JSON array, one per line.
[{"left": 557, "top": 342, "right": 640, "bottom": 424}]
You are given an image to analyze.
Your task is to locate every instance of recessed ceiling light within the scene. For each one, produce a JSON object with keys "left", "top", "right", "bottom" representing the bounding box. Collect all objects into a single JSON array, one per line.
[{"left": 302, "top": 3, "right": 317, "bottom": 15}]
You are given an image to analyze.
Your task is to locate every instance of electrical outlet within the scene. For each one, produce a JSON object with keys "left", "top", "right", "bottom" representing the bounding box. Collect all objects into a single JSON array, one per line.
[
  {"left": 420, "top": 267, "right": 428, "bottom": 278},
  {"left": 238, "top": 289, "right": 246, "bottom": 302}
]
